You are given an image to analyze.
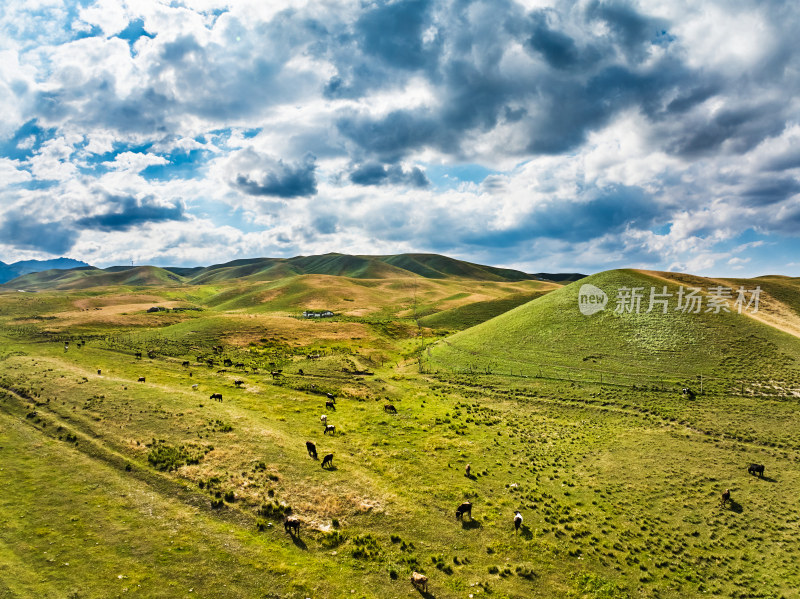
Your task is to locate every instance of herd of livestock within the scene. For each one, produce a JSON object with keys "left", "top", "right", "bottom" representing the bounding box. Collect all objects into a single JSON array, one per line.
[{"left": 80, "top": 342, "right": 772, "bottom": 594}]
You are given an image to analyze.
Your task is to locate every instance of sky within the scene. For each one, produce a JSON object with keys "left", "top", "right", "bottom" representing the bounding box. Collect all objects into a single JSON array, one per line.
[{"left": 1, "top": 0, "right": 799, "bottom": 276}]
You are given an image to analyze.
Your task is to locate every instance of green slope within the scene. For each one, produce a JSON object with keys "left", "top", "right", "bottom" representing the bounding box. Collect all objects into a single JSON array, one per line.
[
  {"left": 418, "top": 291, "right": 550, "bottom": 330},
  {"left": 4, "top": 266, "right": 185, "bottom": 290},
  {"left": 429, "top": 269, "right": 800, "bottom": 389}
]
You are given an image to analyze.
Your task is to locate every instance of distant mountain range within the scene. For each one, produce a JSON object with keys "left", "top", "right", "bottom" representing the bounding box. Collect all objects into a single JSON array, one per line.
[
  {"left": 0, "top": 253, "right": 586, "bottom": 291},
  {"left": 0, "top": 258, "right": 91, "bottom": 285}
]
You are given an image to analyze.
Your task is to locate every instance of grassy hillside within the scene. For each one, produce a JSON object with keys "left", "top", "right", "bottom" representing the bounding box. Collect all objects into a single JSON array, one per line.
[
  {"left": 2, "top": 253, "right": 545, "bottom": 292},
  {"left": 1, "top": 268, "right": 800, "bottom": 598},
  {"left": 419, "top": 291, "right": 551, "bottom": 330},
  {"left": 428, "top": 269, "right": 800, "bottom": 392}
]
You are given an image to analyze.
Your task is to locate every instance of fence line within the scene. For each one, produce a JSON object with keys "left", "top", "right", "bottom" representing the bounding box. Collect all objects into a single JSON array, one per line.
[{"left": 423, "top": 340, "right": 800, "bottom": 398}]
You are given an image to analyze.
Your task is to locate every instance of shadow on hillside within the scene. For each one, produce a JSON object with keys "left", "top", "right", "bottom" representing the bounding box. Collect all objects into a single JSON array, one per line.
[
  {"left": 518, "top": 524, "right": 533, "bottom": 540},
  {"left": 413, "top": 586, "right": 435, "bottom": 599},
  {"left": 756, "top": 475, "right": 778, "bottom": 483},
  {"left": 725, "top": 499, "right": 744, "bottom": 514},
  {"left": 290, "top": 534, "right": 308, "bottom": 550},
  {"left": 461, "top": 518, "right": 482, "bottom": 530},
  {"left": 464, "top": 473, "right": 476, "bottom": 481},
  {"left": 322, "top": 465, "right": 338, "bottom": 471}
]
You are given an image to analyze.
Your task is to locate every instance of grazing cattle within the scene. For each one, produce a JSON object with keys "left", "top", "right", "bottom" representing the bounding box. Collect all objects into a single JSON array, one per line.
[
  {"left": 322, "top": 453, "right": 334, "bottom": 468},
  {"left": 324, "top": 424, "right": 336, "bottom": 435},
  {"left": 514, "top": 511, "right": 523, "bottom": 532},
  {"left": 192, "top": 384, "right": 198, "bottom": 390},
  {"left": 97, "top": 369, "right": 101, "bottom": 375},
  {"left": 283, "top": 515, "right": 300, "bottom": 535},
  {"left": 234, "top": 380, "right": 244, "bottom": 387},
  {"left": 182, "top": 361, "right": 190, "bottom": 367},
  {"left": 748, "top": 463, "right": 765, "bottom": 477},
  {"left": 326, "top": 400, "right": 336, "bottom": 411},
  {"left": 384, "top": 404, "right": 397, "bottom": 414},
  {"left": 410, "top": 572, "right": 428, "bottom": 592},
  {"left": 306, "top": 441, "right": 318, "bottom": 460},
  {"left": 326, "top": 392, "right": 335, "bottom": 402},
  {"left": 320, "top": 414, "right": 327, "bottom": 424},
  {"left": 298, "top": 369, "right": 304, "bottom": 376},
  {"left": 465, "top": 463, "right": 471, "bottom": 477},
  {"left": 271, "top": 370, "right": 282, "bottom": 378},
  {"left": 210, "top": 393, "right": 223, "bottom": 402},
  {"left": 455, "top": 501, "right": 472, "bottom": 520},
  {"left": 135, "top": 352, "right": 142, "bottom": 359},
  {"left": 721, "top": 488, "right": 731, "bottom": 507},
  {"left": 137, "top": 376, "right": 146, "bottom": 383}
]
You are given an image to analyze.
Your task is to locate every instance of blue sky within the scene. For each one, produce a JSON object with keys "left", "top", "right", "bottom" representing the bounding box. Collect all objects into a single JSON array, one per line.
[{"left": 1, "top": 0, "right": 799, "bottom": 276}]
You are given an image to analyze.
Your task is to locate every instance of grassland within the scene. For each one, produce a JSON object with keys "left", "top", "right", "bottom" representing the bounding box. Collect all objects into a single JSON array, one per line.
[{"left": 1, "top": 269, "right": 799, "bottom": 598}]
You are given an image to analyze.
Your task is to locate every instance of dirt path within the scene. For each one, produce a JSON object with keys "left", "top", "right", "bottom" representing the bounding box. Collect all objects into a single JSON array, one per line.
[{"left": 637, "top": 270, "right": 800, "bottom": 339}]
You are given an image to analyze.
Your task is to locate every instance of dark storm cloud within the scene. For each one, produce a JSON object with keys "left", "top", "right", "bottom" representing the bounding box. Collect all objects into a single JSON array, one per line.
[
  {"left": 233, "top": 157, "right": 318, "bottom": 198},
  {"left": 464, "top": 185, "right": 662, "bottom": 247},
  {"left": 740, "top": 178, "right": 800, "bottom": 206},
  {"left": 349, "top": 162, "right": 429, "bottom": 187},
  {"left": 355, "top": 0, "right": 439, "bottom": 70},
  {"left": 76, "top": 193, "right": 186, "bottom": 231},
  {"left": 0, "top": 211, "right": 79, "bottom": 254}
]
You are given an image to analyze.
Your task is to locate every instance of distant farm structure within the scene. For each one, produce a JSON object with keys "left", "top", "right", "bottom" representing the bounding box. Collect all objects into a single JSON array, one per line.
[{"left": 302, "top": 310, "right": 334, "bottom": 318}]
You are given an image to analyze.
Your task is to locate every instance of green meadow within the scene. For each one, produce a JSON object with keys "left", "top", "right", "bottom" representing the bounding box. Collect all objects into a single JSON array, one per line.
[{"left": 1, "top": 265, "right": 800, "bottom": 598}]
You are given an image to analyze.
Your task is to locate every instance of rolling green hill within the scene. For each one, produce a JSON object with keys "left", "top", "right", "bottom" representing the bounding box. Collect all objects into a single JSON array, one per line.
[
  {"left": 1, "top": 253, "right": 556, "bottom": 291},
  {"left": 428, "top": 269, "right": 800, "bottom": 391}
]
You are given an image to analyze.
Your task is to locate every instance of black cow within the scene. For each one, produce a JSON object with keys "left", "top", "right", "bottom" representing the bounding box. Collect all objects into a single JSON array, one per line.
[
  {"left": 137, "top": 376, "right": 146, "bottom": 382},
  {"left": 514, "top": 511, "right": 523, "bottom": 532},
  {"left": 306, "top": 441, "right": 318, "bottom": 459},
  {"left": 721, "top": 488, "right": 731, "bottom": 507},
  {"left": 324, "top": 424, "right": 336, "bottom": 435},
  {"left": 234, "top": 380, "right": 244, "bottom": 388},
  {"left": 325, "top": 400, "right": 336, "bottom": 410},
  {"left": 271, "top": 370, "right": 283, "bottom": 378},
  {"left": 210, "top": 393, "right": 223, "bottom": 402},
  {"left": 322, "top": 453, "right": 334, "bottom": 468},
  {"left": 326, "top": 392, "right": 335, "bottom": 402},
  {"left": 456, "top": 501, "right": 472, "bottom": 520},
  {"left": 748, "top": 463, "right": 765, "bottom": 477},
  {"left": 384, "top": 404, "right": 397, "bottom": 414},
  {"left": 284, "top": 515, "right": 300, "bottom": 535},
  {"left": 135, "top": 352, "right": 142, "bottom": 359},
  {"left": 182, "top": 361, "right": 190, "bottom": 367}
]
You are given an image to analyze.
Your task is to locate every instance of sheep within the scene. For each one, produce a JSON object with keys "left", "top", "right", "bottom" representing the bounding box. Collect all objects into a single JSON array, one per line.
[
  {"left": 324, "top": 424, "right": 336, "bottom": 435},
  {"left": 320, "top": 414, "right": 327, "bottom": 424},
  {"left": 284, "top": 515, "right": 300, "bottom": 536},
  {"left": 322, "top": 453, "right": 334, "bottom": 468},
  {"left": 514, "top": 511, "right": 523, "bottom": 532},
  {"left": 411, "top": 571, "right": 428, "bottom": 592},
  {"left": 455, "top": 501, "right": 472, "bottom": 520}
]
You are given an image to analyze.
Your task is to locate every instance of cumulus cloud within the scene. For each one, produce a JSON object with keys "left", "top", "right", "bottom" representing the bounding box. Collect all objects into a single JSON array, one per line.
[
  {"left": 0, "top": 0, "right": 798, "bottom": 275},
  {"left": 75, "top": 192, "right": 186, "bottom": 231}
]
